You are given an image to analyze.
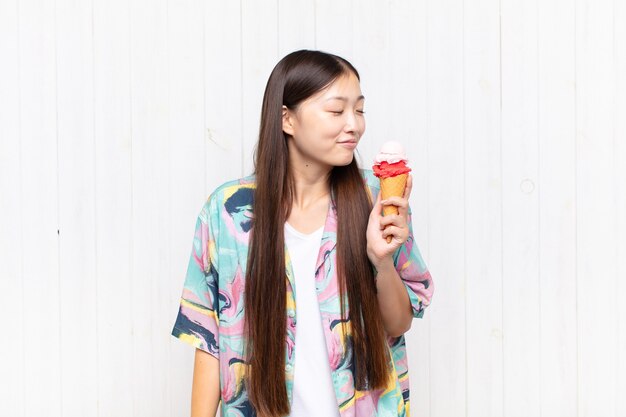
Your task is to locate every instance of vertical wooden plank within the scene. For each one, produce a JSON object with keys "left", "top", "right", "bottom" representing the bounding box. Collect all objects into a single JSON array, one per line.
[
  {"left": 202, "top": 0, "right": 244, "bottom": 191},
  {"left": 463, "top": 0, "right": 503, "bottom": 415},
  {"left": 55, "top": 0, "right": 98, "bottom": 414},
  {"left": 616, "top": 0, "right": 626, "bottom": 414},
  {"left": 241, "top": 0, "right": 279, "bottom": 175},
  {"left": 575, "top": 0, "right": 618, "bottom": 416},
  {"left": 130, "top": 0, "right": 169, "bottom": 415},
  {"left": 537, "top": 0, "right": 577, "bottom": 415},
  {"left": 92, "top": 0, "right": 134, "bottom": 415},
  {"left": 18, "top": 0, "right": 62, "bottom": 415},
  {"left": 0, "top": 0, "right": 24, "bottom": 415},
  {"left": 500, "top": 0, "right": 541, "bottom": 416},
  {"left": 387, "top": 1, "right": 431, "bottom": 416},
  {"left": 314, "top": 0, "right": 353, "bottom": 59},
  {"left": 426, "top": 0, "right": 466, "bottom": 415},
  {"left": 167, "top": 0, "right": 208, "bottom": 415},
  {"left": 278, "top": 0, "right": 315, "bottom": 54}
]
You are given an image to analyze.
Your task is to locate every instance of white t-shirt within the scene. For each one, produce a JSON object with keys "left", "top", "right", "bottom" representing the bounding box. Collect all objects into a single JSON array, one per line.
[{"left": 284, "top": 222, "right": 341, "bottom": 417}]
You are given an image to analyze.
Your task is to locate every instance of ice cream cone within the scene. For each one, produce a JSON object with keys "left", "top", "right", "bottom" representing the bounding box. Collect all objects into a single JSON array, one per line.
[
  {"left": 380, "top": 173, "right": 408, "bottom": 242},
  {"left": 373, "top": 141, "right": 412, "bottom": 244}
]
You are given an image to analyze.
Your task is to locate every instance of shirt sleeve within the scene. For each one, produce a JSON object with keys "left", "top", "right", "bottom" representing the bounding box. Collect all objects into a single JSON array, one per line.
[
  {"left": 171, "top": 195, "right": 220, "bottom": 359},
  {"left": 392, "top": 204, "right": 434, "bottom": 318}
]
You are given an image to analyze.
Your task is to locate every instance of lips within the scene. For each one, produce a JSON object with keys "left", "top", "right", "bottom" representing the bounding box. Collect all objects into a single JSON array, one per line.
[{"left": 338, "top": 140, "right": 358, "bottom": 149}]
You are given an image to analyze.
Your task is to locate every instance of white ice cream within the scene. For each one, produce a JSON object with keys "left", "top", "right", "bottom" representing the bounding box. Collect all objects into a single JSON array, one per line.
[{"left": 373, "top": 140, "right": 409, "bottom": 165}]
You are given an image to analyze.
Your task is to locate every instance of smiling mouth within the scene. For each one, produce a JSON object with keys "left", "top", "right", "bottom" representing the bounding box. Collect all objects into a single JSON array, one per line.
[{"left": 338, "top": 141, "right": 358, "bottom": 148}]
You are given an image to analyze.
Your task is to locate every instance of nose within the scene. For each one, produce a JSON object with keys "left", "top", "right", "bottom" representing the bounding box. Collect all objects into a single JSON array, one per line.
[{"left": 343, "top": 110, "right": 359, "bottom": 133}]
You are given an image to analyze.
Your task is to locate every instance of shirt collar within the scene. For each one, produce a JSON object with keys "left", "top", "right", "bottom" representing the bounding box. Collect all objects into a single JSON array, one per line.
[{"left": 314, "top": 194, "right": 338, "bottom": 272}]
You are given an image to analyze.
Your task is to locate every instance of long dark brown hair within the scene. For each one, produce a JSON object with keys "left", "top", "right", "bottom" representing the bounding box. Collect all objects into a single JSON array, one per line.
[{"left": 243, "top": 49, "right": 391, "bottom": 417}]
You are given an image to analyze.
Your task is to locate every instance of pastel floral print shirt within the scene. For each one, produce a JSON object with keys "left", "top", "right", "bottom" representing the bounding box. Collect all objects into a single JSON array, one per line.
[{"left": 171, "top": 168, "right": 434, "bottom": 417}]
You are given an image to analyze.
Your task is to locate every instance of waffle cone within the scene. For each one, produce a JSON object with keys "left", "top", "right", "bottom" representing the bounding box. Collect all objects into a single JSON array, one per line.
[{"left": 379, "top": 173, "right": 408, "bottom": 242}]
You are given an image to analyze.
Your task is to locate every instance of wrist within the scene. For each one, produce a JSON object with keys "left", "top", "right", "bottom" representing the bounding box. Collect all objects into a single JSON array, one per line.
[{"left": 371, "top": 256, "right": 394, "bottom": 273}]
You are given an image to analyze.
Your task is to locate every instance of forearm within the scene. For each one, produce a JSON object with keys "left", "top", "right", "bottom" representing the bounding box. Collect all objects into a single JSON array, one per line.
[
  {"left": 374, "top": 258, "right": 413, "bottom": 337},
  {"left": 191, "top": 348, "right": 221, "bottom": 417}
]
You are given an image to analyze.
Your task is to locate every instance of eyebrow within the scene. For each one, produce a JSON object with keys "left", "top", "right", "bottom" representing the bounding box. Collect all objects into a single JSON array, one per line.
[{"left": 325, "top": 95, "right": 365, "bottom": 102}]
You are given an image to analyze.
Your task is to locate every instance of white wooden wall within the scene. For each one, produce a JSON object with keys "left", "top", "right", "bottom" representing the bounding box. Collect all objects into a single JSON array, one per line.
[{"left": 0, "top": 0, "right": 624, "bottom": 416}]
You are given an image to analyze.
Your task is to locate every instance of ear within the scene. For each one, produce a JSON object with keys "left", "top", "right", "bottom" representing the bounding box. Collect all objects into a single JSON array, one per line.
[{"left": 282, "top": 105, "right": 295, "bottom": 136}]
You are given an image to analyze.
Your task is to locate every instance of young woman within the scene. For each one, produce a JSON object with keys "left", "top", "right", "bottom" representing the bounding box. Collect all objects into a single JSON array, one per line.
[{"left": 171, "top": 49, "right": 434, "bottom": 417}]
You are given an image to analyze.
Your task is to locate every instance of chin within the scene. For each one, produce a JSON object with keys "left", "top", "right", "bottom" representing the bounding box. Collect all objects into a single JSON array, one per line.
[{"left": 333, "top": 155, "right": 354, "bottom": 167}]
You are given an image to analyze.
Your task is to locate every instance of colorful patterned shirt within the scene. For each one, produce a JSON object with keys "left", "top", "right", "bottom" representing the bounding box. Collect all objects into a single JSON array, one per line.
[{"left": 171, "top": 168, "right": 434, "bottom": 417}]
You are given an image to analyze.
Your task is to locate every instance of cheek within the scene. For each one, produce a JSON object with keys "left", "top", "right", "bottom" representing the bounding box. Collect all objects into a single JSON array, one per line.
[
  {"left": 301, "top": 114, "right": 337, "bottom": 138},
  {"left": 307, "top": 119, "right": 343, "bottom": 143},
  {"left": 326, "top": 118, "right": 350, "bottom": 137}
]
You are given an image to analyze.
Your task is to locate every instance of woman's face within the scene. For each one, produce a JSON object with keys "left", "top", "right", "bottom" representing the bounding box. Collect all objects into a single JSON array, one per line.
[{"left": 282, "top": 71, "right": 366, "bottom": 170}]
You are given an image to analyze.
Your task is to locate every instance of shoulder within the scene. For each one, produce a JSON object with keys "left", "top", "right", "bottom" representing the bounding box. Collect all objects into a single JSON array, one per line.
[
  {"left": 359, "top": 167, "right": 380, "bottom": 190},
  {"left": 359, "top": 167, "right": 381, "bottom": 201},
  {"left": 200, "top": 174, "right": 257, "bottom": 219},
  {"left": 209, "top": 174, "right": 256, "bottom": 201},
  {"left": 201, "top": 169, "right": 379, "bottom": 213}
]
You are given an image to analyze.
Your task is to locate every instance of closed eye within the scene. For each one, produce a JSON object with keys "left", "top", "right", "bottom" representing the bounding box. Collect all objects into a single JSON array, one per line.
[{"left": 330, "top": 110, "right": 366, "bottom": 115}]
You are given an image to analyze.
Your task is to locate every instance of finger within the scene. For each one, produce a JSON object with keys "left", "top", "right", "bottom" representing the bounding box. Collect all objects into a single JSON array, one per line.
[
  {"left": 403, "top": 174, "right": 413, "bottom": 199},
  {"left": 380, "top": 196, "right": 408, "bottom": 210},
  {"left": 379, "top": 214, "right": 405, "bottom": 228},
  {"left": 381, "top": 196, "right": 409, "bottom": 220},
  {"left": 398, "top": 175, "right": 413, "bottom": 218},
  {"left": 381, "top": 225, "right": 406, "bottom": 241}
]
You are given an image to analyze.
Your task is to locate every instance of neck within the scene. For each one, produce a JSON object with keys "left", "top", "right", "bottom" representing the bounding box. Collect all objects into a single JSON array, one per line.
[
  {"left": 286, "top": 138, "right": 335, "bottom": 210},
  {"left": 289, "top": 145, "right": 333, "bottom": 210},
  {"left": 288, "top": 162, "right": 332, "bottom": 211}
]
